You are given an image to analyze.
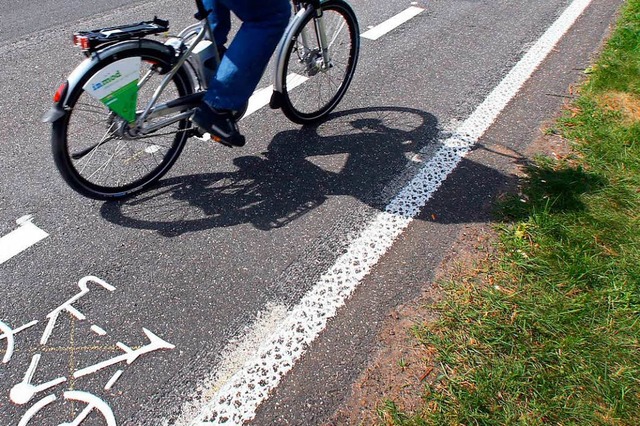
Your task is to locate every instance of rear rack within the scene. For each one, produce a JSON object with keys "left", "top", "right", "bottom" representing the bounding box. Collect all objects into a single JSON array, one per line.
[{"left": 73, "top": 17, "right": 169, "bottom": 53}]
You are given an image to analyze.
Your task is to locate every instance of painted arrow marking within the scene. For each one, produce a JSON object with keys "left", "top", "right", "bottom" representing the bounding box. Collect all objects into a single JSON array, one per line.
[{"left": 73, "top": 328, "right": 175, "bottom": 379}]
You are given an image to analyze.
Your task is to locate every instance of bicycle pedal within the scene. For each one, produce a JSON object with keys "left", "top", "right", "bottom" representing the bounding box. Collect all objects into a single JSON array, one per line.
[
  {"left": 210, "top": 134, "right": 234, "bottom": 148},
  {"left": 191, "top": 128, "right": 230, "bottom": 147},
  {"left": 190, "top": 127, "right": 206, "bottom": 139}
]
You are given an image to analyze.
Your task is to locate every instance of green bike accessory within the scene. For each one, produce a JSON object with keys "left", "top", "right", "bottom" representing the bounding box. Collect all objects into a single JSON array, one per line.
[{"left": 83, "top": 58, "right": 141, "bottom": 123}]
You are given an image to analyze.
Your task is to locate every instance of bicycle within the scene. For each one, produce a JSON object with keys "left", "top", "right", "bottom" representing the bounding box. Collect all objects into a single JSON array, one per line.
[{"left": 43, "top": 0, "right": 360, "bottom": 200}]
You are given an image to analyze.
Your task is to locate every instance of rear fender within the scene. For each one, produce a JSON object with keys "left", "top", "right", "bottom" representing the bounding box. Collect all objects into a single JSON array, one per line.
[{"left": 43, "top": 39, "right": 178, "bottom": 123}]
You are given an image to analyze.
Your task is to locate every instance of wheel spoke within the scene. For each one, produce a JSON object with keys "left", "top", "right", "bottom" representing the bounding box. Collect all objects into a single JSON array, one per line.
[
  {"left": 281, "top": 5, "right": 358, "bottom": 122},
  {"left": 78, "top": 122, "right": 118, "bottom": 174},
  {"left": 58, "top": 55, "right": 191, "bottom": 198},
  {"left": 328, "top": 19, "right": 346, "bottom": 49}
]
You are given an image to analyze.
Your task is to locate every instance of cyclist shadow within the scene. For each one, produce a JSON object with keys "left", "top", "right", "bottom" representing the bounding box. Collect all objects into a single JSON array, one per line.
[{"left": 100, "top": 106, "right": 440, "bottom": 236}]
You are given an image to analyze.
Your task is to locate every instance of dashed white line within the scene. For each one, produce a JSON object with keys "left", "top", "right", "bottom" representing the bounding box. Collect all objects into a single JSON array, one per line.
[
  {"left": 0, "top": 215, "right": 48, "bottom": 265},
  {"left": 198, "top": 74, "right": 309, "bottom": 141},
  {"left": 243, "top": 86, "right": 278, "bottom": 119},
  {"left": 243, "top": 74, "right": 309, "bottom": 119},
  {"left": 361, "top": 6, "right": 425, "bottom": 40},
  {"left": 187, "top": 0, "right": 595, "bottom": 423}
]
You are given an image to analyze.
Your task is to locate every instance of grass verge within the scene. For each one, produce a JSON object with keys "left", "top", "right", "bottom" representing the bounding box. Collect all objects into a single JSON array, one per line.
[{"left": 378, "top": 1, "right": 640, "bottom": 424}]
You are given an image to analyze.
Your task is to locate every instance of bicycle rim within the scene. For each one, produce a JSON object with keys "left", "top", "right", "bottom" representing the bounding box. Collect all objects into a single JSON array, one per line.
[
  {"left": 281, "top": 2, "right": 359, "bottom": 124},
  {"left": 57, "top": 56, "right": 191, "bottom": 199}
]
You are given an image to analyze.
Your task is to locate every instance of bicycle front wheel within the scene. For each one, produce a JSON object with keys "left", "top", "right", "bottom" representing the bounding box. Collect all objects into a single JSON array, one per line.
[
  {"left": 52, "top": 48, "right": 193, "bottom": 200},
  {"left": 278, "top": 0, "right": 360, "bottom": 124}
]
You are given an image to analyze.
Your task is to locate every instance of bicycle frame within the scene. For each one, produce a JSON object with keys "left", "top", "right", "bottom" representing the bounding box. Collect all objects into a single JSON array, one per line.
[
  {"left": 135, "top": 0, "right": 335, "bottom": 135},
  {"left": 45, "top": 0, "right": 357, "bottom": 199},
  {"left": 44, "top": 0, "right": 335, "bottom": 135},
  {"left": 132, "top": 8, "right": 212, "bottom": 134}
]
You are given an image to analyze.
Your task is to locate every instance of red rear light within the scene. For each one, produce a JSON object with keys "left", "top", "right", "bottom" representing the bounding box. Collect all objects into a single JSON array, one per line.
[
  {"left": 53, "top": 82, "right": 68, "bottom": 103},
  {"left": 73, "top": 34, "right": 90, "bottom": 50}
]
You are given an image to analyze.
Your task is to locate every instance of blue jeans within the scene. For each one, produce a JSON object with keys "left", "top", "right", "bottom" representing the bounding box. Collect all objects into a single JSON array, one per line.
[{"left": 201, "top": 0, "right": 291, "bottom": 111}]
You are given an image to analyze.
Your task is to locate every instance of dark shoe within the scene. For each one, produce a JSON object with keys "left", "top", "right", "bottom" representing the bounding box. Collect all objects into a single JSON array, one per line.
[{"left": 190, "top": 103, "right": 246, "bottom": 147}]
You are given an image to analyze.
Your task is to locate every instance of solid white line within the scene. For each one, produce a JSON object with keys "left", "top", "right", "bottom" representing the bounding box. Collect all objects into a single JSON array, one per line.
[
  {"left": 361, "top": 6, "right": 425, "bottom": 41},
  {"left": 189, "top": 0, "right": 594, "bottom": 424},
  {"left": 0, "top": 216, "right": 48, "bottom": 265}
]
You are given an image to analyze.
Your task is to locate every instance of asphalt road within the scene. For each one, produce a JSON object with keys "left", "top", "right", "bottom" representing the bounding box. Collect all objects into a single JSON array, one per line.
[{"left": 0, "top": 0, "right": 624, "bottom": 425}]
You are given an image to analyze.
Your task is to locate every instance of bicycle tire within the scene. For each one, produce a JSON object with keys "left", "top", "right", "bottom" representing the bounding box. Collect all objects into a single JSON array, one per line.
[
  {"left": 277, "top": 0, "right": 360, "bottom": 125},
  {"left": 52, "top": 46, "right": 193, "bottom": 200}
]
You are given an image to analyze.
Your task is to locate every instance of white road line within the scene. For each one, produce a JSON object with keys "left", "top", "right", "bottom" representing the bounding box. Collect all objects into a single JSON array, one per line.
[
  {"left": 74, "top": 328, "right": 174, "bottom": 379},
  {"left": 167, "top": 303, "right": 288, "bottom": 426},
  {"left": 361, "top": 6, "right": 425, "bottom": 40},
  {"left": 241, "top": 5, "right": 421, "bottom": 121},
  {"left": 227, "top": 1, "right": 418, "bottom": 127},
  {"left": 186, "top": 0, "right": 594, "bottom": 423},
  {"left": 0, "top": 216, "right": 48, "bottom": 265},
  {"left": 243, "top": 86, "right": 277, "bottom": 119},
  {"left": 199, "top": 74, "right": 309, "bottom": 141},
  {"left": 243, "top": 74, "right": 309, "bottom": 119},
  {"left": 240, "top": 4, "right": 422, "bottom": 122}
]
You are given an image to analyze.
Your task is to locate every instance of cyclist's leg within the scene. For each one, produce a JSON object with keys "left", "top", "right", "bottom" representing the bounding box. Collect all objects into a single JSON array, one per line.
[
  {"left": 193, "top": 0, "right": 290, "bottom": 147},
  {"left": 203, "top": 0, "right": 291, "bottom": 111},
  {"left": 202, "top": 0, "right": 231, "bottom": 54}
]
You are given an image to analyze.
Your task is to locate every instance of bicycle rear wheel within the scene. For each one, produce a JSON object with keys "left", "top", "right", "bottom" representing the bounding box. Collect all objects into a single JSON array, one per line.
[
  {"left": 278, "top": 0, "right": 360, "bottom": 124},
  {"left": 52, "top": 49, "right": 193, "bottom": 200}
]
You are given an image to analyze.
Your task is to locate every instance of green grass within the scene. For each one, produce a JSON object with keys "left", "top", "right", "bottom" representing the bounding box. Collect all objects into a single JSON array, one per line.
[{"left": 378, "top": 1, "right": 640, "bottom": 425}]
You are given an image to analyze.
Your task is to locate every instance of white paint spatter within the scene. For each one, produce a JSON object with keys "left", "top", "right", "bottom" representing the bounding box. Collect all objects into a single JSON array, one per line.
[
  {"left": 360, "top": 6, "right": 424, "bottom": 41},
  {"left": 0, "top": 215, "right": 48, "bottom": 265},
  {"left": 188, "top": 0, "right": 595, "bottom": 424},
  {"left": 166, "top": 303, "right": 288, "bottom": 426}
]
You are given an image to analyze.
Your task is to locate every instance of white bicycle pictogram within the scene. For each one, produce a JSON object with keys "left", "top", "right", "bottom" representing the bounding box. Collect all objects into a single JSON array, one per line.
[{"left": 1, "top": 276, "right": 175, "bottom": 426}]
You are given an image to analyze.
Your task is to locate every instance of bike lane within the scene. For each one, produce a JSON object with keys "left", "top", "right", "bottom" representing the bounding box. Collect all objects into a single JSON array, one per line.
[{"left": 0, "top": 0, "right": 624, "bottom": 424}]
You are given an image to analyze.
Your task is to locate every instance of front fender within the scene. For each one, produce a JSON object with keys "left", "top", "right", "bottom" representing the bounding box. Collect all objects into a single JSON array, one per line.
[{"left": 271, "top": 5, "right": 315, "bottom": 96}]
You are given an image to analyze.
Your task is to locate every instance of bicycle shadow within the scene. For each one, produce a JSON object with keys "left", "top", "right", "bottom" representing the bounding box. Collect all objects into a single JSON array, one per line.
[{"left": 100, "top": 106, "right": 441, "bottom": 236}]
